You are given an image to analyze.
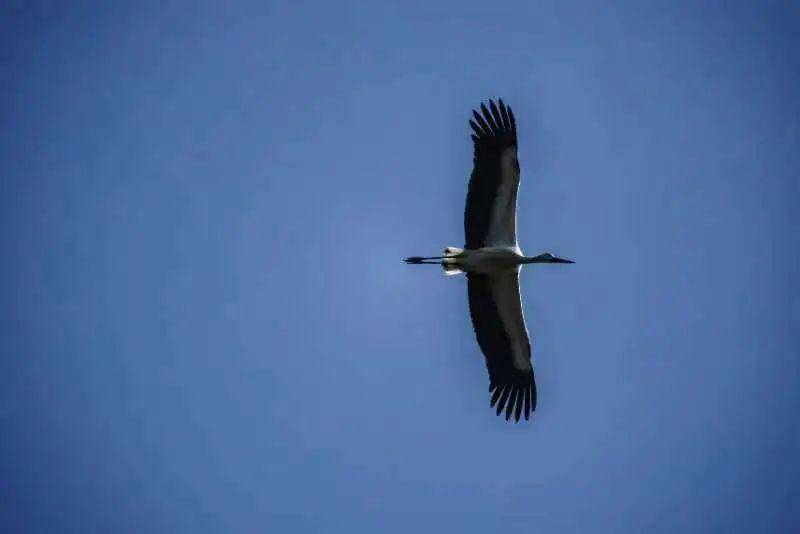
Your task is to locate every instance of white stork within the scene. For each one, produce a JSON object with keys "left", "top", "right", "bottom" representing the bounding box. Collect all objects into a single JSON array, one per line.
[{"left": 405, "top": 99, "right": 573, "bottom": 422}]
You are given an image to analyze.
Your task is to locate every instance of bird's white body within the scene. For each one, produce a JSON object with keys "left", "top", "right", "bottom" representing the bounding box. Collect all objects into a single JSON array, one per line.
[{"left": 442, "top": 246, "right": 524, "bottom": 274}]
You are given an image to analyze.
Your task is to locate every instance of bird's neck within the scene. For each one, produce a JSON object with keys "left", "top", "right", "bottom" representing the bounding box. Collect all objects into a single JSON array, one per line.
[{"left": 521, "top": 256, "right": 544, "bottom": 264}]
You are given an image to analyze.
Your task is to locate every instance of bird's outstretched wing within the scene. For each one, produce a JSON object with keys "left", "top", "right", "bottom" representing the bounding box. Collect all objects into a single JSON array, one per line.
[
  {"left": 467, "top": 270, "right": 536, "bottom": 421},
  {"left": 465, "top": 99, "right": 520, "bottom": 249}
]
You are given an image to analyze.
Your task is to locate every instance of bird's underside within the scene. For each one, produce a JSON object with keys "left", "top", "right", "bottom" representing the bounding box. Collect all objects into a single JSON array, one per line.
[{"left": 405, "top": 98, "right": 572, "bottom": 422}]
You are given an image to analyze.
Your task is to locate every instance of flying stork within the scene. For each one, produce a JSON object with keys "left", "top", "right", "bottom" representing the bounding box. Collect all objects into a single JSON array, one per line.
[{"left": 405, "top": 99, "right": 573, "bottom": 422}]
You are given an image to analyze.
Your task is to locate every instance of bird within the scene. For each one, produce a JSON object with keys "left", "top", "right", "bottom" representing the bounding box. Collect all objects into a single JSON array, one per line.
[{"left": 404, "top": 98, "right": 573, "bottom": 422}]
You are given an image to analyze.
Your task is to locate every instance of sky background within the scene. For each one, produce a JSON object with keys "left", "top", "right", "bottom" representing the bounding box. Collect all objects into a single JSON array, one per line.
[{"left": 2, "top": 1, "right": 799, "bottom": 532}]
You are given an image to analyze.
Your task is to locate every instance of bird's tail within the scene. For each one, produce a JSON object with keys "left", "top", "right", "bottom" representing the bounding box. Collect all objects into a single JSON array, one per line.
[{"left": 404, "top": 247, "right": 465, "bottom": 275}]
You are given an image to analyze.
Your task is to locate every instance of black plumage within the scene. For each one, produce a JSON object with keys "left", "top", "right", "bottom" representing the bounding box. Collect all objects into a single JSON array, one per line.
[
  {"left": 464, "top": 99, "right": 518, "bottom": 249},
  {"left": 468, "top": 273, "right": 536, "bottom": 422}
]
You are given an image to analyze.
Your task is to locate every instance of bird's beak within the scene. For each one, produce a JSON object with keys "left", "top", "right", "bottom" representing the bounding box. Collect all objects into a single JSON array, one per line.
[{"left": 552, "top": 257, "right": 575, "bottom": 264}]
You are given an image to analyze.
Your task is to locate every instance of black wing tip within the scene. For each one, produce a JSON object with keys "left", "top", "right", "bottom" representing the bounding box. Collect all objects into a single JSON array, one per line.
[
  {"left": 469, "top": 98, "right": 517, "bottom": 145},
  {"left": 489, "top": 380, "right": 536, "bottom": 422}
]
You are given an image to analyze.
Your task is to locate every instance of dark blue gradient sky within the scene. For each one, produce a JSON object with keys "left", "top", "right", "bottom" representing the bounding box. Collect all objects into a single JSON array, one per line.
[{"left": 2, "top": 2, "right": 799, "bottom": 532}]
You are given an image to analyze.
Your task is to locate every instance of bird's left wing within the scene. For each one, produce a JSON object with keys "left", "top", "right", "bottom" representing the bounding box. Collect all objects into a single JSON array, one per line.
[
  {"left": 465, "top": 99, "right": 521, "bottom": 249},
  {"left": 467, "top": 269, "right": 536, "bottom": 421}
]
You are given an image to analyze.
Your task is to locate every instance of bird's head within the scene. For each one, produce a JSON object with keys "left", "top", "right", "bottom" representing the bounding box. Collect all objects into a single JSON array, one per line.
[{"left": 526, "top": 252, "right": 575, "bottom": 264}]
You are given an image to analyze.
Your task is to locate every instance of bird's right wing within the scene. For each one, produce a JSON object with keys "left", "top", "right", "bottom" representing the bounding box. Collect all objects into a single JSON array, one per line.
[
  {"left": 467, "top": 269, "right": 536, "bottom": 421},
  {"left": 464, "top": 99, "right": 520, "bottom": 249}
]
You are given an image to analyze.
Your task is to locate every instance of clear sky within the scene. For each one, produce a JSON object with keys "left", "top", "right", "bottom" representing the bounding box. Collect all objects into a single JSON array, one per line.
[{"left": 2, "top": 1, "right": 799, "bottom": 532}]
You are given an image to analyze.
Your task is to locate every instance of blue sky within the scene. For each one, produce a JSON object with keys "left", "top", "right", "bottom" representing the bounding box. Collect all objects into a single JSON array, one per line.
[{"left": 2, "top": 1, "right": 798, "bottom": 532}]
